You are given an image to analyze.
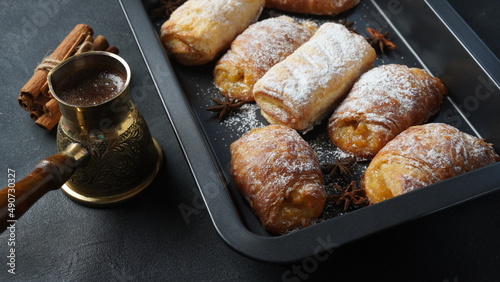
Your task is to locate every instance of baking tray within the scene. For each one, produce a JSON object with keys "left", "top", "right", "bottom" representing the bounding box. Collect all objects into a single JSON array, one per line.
[{"left": 119, "top": 0, "right": 500, "bottom": 263}]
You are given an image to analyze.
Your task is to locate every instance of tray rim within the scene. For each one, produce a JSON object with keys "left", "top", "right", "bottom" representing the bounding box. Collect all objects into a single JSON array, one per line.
[
  {"left": 427, "top": 0, "right": 500, "bottom": 87},
  {"left": 119, "top": 0, "right": 500, "bottom": 263}
]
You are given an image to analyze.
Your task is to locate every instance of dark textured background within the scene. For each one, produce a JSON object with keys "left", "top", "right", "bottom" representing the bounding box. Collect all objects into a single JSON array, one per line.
[{"left": 0, "top": 0, "right": 498, "bottom": 281}]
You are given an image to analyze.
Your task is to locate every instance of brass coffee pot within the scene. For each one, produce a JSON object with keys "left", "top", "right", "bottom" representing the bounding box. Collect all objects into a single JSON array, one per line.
[{"left": 0, "top": 52, "right": 163, "bottom": 230}]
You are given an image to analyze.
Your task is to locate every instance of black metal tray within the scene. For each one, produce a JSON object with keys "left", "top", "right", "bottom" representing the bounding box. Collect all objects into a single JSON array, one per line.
[{"left": 119, "top": 0, "right": 500, "bottom": 263}]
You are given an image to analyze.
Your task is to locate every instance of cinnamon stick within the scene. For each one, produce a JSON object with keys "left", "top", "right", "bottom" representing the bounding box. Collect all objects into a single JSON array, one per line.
[
  {"left": 32, "top": 94, "right": 50, "bottom": 114},
  {"left": 34, "top": 94, "right": 60, "bottom": 130},
  {"left": 92, "top": 35, "right": 109, "bottom": 51},
  {"left": 19, "top": 24, "right": 93, "bottom": 111},
  {"left": 40, "top": 81, "right": 51, "bottom": 99},
  {"left": 105, "top": 46, "right": 119, "bottom": 54},
  {"left": 18, "top": 95, "right": 33, "bottom": 111},
  {"left": 29, "top": 110, "right": 43, "bottom": 121},
  {"left": 18, "top": 73, "right": 45, "bottom": 111},
  {"left": 35, "top": 98, "right": 62, "bottom": 130},
  {"left": 42, "top": 98, "right": 60, "bottom": 118},
  {"left": 76, "top": 34, "right": 94, "bottom": 54},
  {"left": 35, "top": 112, "right": 62, "bottom": 131},
  {"left": 18, "top": 24, "right": 120, "bottom": 131}
]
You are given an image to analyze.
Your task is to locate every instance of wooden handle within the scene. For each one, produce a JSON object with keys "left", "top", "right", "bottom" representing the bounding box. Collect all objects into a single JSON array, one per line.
[{"left": 0, "top": 143, "right": 88, "bottom": 232}]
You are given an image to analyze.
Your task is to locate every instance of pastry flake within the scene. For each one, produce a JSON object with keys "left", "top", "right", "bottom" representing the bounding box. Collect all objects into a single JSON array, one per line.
[
  {"left": 230, "top": 125, "right": 326, "bottom": 234},
  {"left": 328, "top": 64, "right": 447, "bottom": 159},
  {"left": 160, "top": 0, "right": 265, "bottom": 66},
  {"left": 362, "top": 123, "right": 499, "bottom": 204},
  {"left": 265, "top": 0, "right": 360, "bottom": 15},
  {"left": 253, "top": 22, "right": 376, "bottom": 131},
  {"left": 214, "top": 16, "right": 318, "bottom": 101}
]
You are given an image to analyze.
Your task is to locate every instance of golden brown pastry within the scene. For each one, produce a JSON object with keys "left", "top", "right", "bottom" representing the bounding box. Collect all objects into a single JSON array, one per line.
[
  {"left": 363, "top": 123, "right": 499, "bottom": 204},
  {"left": 214, "top": 16, "right": 317, "bottom": 101},
  {"left": 265, "top": 0, "right": 360, "bottom": 15},
  {"left": 328, "top": 64, "right": 447, "bottom": 159},
  {"left": 253, "top": 22, "right": 376, "bottom": 131},
  {"left": 160, "top": 0, "right": 265, "bottom": 66},
  {"left": 230, "top": 125, "right": 326, "bottom": 234}
]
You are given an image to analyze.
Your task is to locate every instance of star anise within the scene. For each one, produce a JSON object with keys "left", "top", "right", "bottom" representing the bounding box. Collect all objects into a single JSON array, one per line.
[
  {"left": 207, "top": 96, "right": 247, "bottom": 121},
  {"left": 328, "top": 181, "right": 368, "bottom": 212},
  {"left": 365, "top": 27, "right": 397, "bottom": 53},
  {"left": 338, "top": 18, "right": 358, "bottom": 34},
  {"left": 150, "top": 0, "right": 186, "bottom": 19},
  {"left": 322, "top": 156, "right": 356, "bottom": 178}
]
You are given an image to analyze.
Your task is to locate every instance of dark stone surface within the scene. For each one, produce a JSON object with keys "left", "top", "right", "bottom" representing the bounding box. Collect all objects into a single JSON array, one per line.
[{"left": 0, "top": 0, "right": 498, "bottom": 281}]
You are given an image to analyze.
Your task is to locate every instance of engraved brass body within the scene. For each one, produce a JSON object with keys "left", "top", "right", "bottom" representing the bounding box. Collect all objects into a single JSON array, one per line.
[{"left": 48, "top": 51, "right": 163, "bottom": 206}]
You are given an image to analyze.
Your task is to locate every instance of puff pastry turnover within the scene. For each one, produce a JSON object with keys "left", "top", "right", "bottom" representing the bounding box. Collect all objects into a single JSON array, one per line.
[
  {"left": 253, "top": 22, "right": 376, "bottom": 131},
  {"left": 328, "top": 64, "right": 447, "bottom": 159},
  {"left": 363, "top": 123, "right": 499, "bottom": 204},
  {"left": 214, "top": 16, "right": 317, "bottom": 101},
  {"left": 160, "top": 0, "right": 265, "bottom": 66},
  {"left": 265, "top": 0, "right": 360, "bottom": 15},
  {"left": 230, "top": 125, "right": 326, "bottom": 234}
]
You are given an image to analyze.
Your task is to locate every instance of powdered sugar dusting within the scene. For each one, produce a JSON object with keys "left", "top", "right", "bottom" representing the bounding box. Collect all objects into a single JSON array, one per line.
[
  {"left": 329, "top": 64, "right": 445, "bottom": 158},
  {"left": 308, "top": 132, "right": 352, "bottom": 164},
  {"left": 164, "top": 0, "right": 265, "bottom": 64},
  {"left": 265, "top": 0, "right": 360, "bottom": 15},
  {"left": 376, "top": 123, "right": 499, "bottom": 191},
  {"left": 214, "top": 16, "right": 317, "bottom": 100},
  {"left": 234, "top": 16, "right": 317, "bottom": 75},
  {"left": 230, "top": 125, "right": 326, "bottom": 233},
  {"left": 332, "top": 64, "right": 443, "bottom": 129},
  {"left": 175, "top": 0, "right": 262, "bottom": 27},
  {"left": 256, "top": 22, "right": 373, "bottom": 105},
  {"left": 231, "top": 125, "right": 322, "bottom": 191},
  {"left": 253, "top": 22, "right": 375, "bottom": 129},
  {"left": 222, "top": 103, "right": 265, "bottom": 135}
]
